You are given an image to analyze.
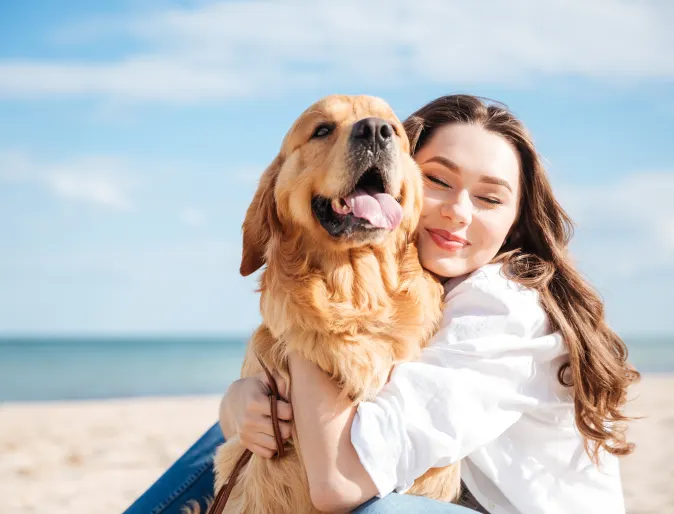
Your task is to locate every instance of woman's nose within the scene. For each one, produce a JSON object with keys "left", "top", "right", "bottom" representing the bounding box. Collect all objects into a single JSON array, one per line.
[{"left": 440, "top": 191, "right": 472, "bottom": 225}]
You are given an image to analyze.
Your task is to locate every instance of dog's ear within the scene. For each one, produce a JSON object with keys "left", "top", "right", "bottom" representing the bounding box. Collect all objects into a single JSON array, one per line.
[{"left": 240, "top": 155, "right": 283, "bottom": 277}]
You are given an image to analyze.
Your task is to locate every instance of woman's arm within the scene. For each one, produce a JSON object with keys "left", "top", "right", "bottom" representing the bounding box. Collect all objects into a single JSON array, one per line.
[{"left": 288, "top": 352, "right": 378, "bottom": 513}]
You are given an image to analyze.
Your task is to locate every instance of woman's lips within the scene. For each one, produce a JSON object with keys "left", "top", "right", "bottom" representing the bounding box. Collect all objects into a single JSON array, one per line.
[{"left": 426, "top": 228, "right": 469, "bottom": 251}]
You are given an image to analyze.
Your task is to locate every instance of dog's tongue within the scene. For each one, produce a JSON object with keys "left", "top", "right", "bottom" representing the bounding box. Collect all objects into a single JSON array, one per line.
[{"left": 344, "top": 189, "right": 403, "bottom": 230}]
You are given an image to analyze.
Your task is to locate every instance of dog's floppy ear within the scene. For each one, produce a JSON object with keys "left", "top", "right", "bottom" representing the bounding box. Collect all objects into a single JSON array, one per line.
[{"left": 240, "top": 155, "right": 283, "bottom": 277}]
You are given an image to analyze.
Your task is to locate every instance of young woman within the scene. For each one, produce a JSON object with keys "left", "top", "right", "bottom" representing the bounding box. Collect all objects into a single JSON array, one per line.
[{"left": 124, "top": 95, "right": 638, "bottom": 514}]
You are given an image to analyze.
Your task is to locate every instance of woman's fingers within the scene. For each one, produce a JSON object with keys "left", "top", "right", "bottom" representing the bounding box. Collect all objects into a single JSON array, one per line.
[
  {"left": 251, "top": 372, "right": 293, "bottom": 420},
  {"left": 250, "top": 392, "right": 272, "bottom": 416},
  {"left": 242, "top": 413, "right": 274, "bottom": 438},
  {"left": 257, "top": 370, "right": 290, "bottom": 402},
  {"left": 243, "top": 411, "right": 293, "bottom": 438},
  {"left": 253, "top": 395, "right": 292, "bottom": 422},
  {"left": 278, "top": 420, "right": 293, "bottom": 440},
  {"left": 240, "top": 430, "right": 283, "bottom": 456},
  {"left": 225, "top": 372, "right": 294, "bottom": 454},
  {"left": 271, "top": 371, "right": 290, "bottom": 401},
  {"left": 246, "top": 442, "right": 276, "bottom": 459},
  {"left": 276, "top": 400, "right": 293, "bottom": 422}
]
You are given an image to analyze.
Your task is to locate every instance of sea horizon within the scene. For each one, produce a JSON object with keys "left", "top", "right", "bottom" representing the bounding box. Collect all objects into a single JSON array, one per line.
[{"left": 1, "top": 334, "right": 671, "bottom": 403}]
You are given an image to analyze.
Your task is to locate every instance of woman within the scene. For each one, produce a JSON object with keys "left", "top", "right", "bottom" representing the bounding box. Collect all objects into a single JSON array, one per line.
[{"left": 124, "top": 95, "right": 638, "bottom": 514}]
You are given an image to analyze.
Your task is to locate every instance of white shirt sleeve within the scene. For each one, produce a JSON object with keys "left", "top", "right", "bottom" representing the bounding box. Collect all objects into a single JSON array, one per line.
[{"left": 351, "top": 264, "right": 562, "bottom": 497}]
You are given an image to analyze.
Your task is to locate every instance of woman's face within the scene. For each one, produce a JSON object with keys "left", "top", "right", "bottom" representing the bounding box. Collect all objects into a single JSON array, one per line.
[{"left": 416, "top": 123, "right": 521, "bottom": 279}]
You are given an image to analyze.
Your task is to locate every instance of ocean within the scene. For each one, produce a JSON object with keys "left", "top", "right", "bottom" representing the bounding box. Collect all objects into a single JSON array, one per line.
[{"left": 0, "top": 336, "right": 671, "bottom": 402}]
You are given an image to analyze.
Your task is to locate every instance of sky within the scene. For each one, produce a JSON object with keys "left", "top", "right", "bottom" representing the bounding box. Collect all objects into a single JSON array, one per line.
[{"left": 0, "top": 0, "right": 673, "bottom": 337}]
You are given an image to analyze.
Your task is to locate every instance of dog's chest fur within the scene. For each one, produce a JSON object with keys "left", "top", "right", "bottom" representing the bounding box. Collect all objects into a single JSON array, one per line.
[{"left": 254, "top": 237, "right": 444, "bottom": 402}]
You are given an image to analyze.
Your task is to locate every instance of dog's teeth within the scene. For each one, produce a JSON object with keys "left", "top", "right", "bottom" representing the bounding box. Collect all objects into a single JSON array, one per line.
[{"left": 331, "top": 198, "right": 351, "bottom": 215}]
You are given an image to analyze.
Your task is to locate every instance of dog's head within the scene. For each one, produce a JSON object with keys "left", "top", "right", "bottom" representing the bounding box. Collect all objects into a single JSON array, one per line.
[{"left": 240, "top": 95, "right": 423, "bottom": 276}]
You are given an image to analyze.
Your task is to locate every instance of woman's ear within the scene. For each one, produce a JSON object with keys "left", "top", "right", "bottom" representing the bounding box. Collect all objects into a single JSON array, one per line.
[{"left": 240, "top": 155, "right": 283, "bottom": 277}]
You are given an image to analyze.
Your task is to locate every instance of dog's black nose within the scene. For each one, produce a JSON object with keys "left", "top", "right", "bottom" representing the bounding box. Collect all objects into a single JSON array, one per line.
[{"left": 351, "top": 117, "right": 393, "bottom": 151}]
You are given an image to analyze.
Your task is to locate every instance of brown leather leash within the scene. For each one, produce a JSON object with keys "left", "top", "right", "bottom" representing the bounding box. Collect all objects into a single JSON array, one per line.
[{"left": 207, "top": 356, "right": 285, "bottom": 514}]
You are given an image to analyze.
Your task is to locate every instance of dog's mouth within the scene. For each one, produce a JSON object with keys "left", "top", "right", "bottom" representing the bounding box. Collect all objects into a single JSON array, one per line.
[{"left": 312, "top": 167, "right": 403, "bottom": 238}]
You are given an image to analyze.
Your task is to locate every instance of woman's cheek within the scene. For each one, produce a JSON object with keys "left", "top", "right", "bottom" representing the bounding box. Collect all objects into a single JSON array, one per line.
[
  {"left": 421, "top": 190, "right": 444, "bottom": 214},
  {"left": 483, "top": 216, "right": 511, "bottom": 256},
  {"left": 469, "top": 216, "right": 500, "bottom": 261}
]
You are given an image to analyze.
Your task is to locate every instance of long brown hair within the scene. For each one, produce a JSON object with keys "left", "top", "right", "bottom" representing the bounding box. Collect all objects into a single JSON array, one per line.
[{"left": 404, "top": 94, "right": 640, "bottom": 462}]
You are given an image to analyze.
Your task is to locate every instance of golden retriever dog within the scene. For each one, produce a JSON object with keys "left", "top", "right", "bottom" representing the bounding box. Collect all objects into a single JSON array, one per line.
[{"left": 205, "top": 95, "right": 460, "bottom": 513}]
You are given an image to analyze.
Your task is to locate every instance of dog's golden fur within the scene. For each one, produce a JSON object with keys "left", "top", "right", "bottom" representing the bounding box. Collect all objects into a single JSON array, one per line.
[{"left": 199, "top": 95, "right": 460, "bottom": 513}]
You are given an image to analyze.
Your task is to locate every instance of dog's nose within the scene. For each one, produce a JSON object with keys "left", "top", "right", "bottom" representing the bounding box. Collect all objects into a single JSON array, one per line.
[{"left": 351, "top": 117, "right": 393, "bottom": 151}]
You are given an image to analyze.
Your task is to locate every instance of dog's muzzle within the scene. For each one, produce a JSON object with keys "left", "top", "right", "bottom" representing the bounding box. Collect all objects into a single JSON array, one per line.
[{"left": 312, "top": 117, "right": 403, "bottom": 239}]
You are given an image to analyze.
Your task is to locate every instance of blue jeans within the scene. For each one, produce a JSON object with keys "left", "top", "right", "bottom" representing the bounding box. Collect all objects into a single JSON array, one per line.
[
  {"left": 123, "top": 423, "right": 224, "bottom": 514},
  {"left": 123, "top": 422, "right": 475, "bottom": 513}
]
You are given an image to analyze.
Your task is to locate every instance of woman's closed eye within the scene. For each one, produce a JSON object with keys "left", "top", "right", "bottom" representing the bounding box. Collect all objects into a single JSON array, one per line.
[
  {"left": 424, "top": 174, "right": 451, "bottom": 188},
  {"left": 477, "top": 196, "right": 502, "bottom": 206},
  {"left": 424, "top": 172, "right": 504, "bottom": 206}
]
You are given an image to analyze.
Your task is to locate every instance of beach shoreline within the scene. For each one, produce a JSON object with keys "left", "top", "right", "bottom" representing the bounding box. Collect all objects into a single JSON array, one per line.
[{"left": 1, "top": 375, "right": 670, "bottom": 513}]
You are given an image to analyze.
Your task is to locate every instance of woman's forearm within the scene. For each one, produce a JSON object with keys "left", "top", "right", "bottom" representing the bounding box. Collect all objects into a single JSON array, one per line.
[{"left": 288, "top": 352, "right": 379, "bottom": 512}]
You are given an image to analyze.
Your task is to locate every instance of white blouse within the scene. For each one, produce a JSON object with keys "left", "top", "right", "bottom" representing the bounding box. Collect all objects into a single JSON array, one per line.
[{"left": 351, "top": 264, "right": 625, "bottom": 514}]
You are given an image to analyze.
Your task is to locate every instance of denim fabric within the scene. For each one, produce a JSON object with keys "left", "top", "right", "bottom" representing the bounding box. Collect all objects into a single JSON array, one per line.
[
  {"left": 122, "top": 422, "right": 224, "bottom": 514},
  {"left": 122, "top": 422, "right": 478, "bottom": 513}
]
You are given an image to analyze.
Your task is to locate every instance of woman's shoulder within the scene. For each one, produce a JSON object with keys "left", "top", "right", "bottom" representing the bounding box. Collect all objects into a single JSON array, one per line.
[{"left": 443, "top": 263, "right": 550, "bottom": 338}]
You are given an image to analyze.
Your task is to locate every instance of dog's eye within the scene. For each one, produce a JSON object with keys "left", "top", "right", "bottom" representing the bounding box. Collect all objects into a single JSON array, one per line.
[{"left": 311, "top": 123, "right": 334, "bottom": 139}]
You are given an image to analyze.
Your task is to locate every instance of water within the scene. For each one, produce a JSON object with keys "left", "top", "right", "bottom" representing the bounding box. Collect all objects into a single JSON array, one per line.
[
  {"left": 0, "top": 336, "right": 247, "bottom": 402},
  {"left": 0, "top": 335, "right": 670, "bottom": 402}
]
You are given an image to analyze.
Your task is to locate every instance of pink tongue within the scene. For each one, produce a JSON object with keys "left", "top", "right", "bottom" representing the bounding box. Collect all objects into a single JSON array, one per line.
[{"left": 344, "top": 189, "right": 403, "bottom": 230}]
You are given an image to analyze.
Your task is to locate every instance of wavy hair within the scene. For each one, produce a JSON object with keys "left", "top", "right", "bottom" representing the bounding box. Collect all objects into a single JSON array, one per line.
[{"left": 404, "top": 94, "right": 640, "bottom": 462}]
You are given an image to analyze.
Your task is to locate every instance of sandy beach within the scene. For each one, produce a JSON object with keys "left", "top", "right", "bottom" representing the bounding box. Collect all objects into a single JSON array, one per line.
[{"left": 1, "top": 375, "right": 670, "bottom": 514}]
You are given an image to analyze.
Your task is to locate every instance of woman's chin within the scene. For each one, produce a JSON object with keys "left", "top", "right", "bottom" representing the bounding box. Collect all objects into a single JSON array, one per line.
[
  {"left": 419, "top": 239, "right": 481, "bottom": 279},
  {"left": 422, "top": 257, "right": 470, "bottom": 280}
]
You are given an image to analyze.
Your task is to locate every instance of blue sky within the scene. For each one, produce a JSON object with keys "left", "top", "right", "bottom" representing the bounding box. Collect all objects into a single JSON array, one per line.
[{"left": 1, "top": 0, "right": 673, "bottom": 337}]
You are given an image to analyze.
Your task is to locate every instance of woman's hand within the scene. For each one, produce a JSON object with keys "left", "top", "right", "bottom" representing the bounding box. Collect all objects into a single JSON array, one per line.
[{"left": 219, "top": 372, "right": 293, "bottom": 458}]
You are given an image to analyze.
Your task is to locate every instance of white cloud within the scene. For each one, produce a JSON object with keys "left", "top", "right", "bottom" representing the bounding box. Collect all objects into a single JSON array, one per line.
[
  {"left": 0, "top": 0, "right": 672, "bottom": 103},
  {"left": 49, "top": 170, "right": 132, "bottom": 211},
  {"left": 0, "top": 151, "right": 137, "bottom": 211},
  {"left": 558, "top": 171, "right": 674, "bottom": 278}
]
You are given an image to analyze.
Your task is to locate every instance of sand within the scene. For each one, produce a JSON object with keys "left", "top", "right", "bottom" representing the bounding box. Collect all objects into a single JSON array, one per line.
[
  {"left": 619, "top": 375, "right": 672, "bottom": 513},
  {"left": 0, "top": 375, "right": 670, "bottom": 514}
]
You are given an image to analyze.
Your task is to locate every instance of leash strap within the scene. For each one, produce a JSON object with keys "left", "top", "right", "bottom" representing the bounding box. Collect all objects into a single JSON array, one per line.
[{"left": 207, "top": 355, "right": 285, "bottom": 514}]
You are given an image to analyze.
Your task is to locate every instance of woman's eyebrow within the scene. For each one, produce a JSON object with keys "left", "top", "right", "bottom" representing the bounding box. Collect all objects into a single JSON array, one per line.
[
  {"left": 422, "top": 155, "right": 512, "bottom": 192},
  {"left": 480, "top": 175, "right": 513, "bottom": 192},
  {"left": 422, "top": 156, "right": 460, "bottom": 171}
]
